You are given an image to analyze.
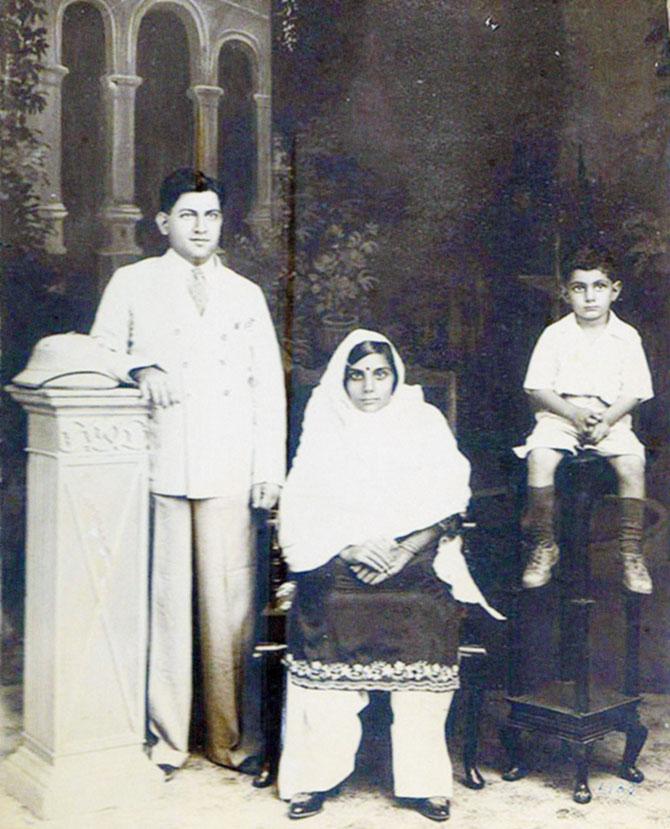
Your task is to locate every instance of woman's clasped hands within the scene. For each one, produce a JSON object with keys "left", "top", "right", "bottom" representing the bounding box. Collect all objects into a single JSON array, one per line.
[{"left": 340, "top": 537, "right": 414, "bottom": 585}]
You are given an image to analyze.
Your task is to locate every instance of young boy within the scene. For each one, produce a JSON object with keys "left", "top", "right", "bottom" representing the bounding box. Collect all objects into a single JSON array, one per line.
[
  {"left": 91, "top": 169, "right": 286, "bottom": 773},
  {"left": 514, "top": 247, "right": 654, "bottom": 594}
]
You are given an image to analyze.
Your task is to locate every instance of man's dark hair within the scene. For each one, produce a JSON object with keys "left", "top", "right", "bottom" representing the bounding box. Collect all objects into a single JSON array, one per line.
[
  {"left": 159, "top": 168, "right": 226, "bottom": 214},
  {"left": 344, "top": 340, "right": 399, "bottom": 391},
  {"left": 563, "top": 245, "right": 617, "bottom": 283}
]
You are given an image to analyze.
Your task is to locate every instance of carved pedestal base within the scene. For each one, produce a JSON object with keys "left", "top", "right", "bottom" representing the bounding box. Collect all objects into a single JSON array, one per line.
[{"left": 1, "top": 741, "right": 162, "bottom": 820}]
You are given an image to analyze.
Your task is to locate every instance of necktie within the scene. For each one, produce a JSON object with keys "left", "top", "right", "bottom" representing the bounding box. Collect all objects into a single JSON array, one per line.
[{"left": 189, "top": 266, "right": 208, "bottom": 315}]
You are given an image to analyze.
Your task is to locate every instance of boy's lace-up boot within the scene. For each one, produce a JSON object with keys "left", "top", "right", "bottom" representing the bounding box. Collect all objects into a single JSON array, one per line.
[
  {"left": 521, "top": 485, "right": 559, "bottom": 588},
  {"left": 620, "top": 497, "right": 652, "bottom": 595},
  {"left": 522, "top": 541, "right": 560, "bottom": 589}
]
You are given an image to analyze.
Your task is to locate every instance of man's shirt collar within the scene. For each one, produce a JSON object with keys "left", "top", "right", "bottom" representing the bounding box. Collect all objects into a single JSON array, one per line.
[{"left": 164, "top": 247, "right": 220, "bottom": 280}]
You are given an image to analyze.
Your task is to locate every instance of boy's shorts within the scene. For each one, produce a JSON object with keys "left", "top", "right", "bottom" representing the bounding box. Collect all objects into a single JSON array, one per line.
[{"left": 513, "top": 395, "right": 645, "bottom": 461}]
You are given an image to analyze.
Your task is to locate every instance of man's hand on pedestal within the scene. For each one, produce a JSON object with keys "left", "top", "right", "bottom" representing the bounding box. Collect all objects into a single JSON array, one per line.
[{"left": 133, "top": 366, "right": 179, "bottom": 408}]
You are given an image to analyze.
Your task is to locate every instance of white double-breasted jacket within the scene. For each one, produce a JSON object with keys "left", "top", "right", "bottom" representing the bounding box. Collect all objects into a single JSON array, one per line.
[{"left": 91, "top": 249, "right": 286, "bottom": 498}]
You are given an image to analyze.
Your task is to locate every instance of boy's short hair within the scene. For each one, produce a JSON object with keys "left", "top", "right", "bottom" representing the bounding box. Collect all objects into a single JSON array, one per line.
[
  {"left": 159, "top": 168, "right": 226, "bottom": 214},
  {"left": 563, "top": 245, "right": 617, "bottom": 283}
]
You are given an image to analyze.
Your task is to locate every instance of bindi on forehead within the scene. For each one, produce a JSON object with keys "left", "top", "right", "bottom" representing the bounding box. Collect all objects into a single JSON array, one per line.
[{"left": 357, "top": 364, "right": 380, "bottom": 374}]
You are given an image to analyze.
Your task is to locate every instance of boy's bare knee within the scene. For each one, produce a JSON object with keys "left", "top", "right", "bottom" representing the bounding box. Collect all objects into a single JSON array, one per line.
[
  {"left": 609, "top": 455, "right": 645, "bottom": 495},
  {"left": 528, "top": 448, "right": 563, "bottom": 487},
  {"left": 610, "top": 455, "right": 644, "bottom": 478}
]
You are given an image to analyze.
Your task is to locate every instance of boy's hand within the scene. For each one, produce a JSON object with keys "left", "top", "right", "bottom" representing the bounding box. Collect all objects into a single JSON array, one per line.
[
  {"left": 134, "top": 366, "right": 179, "bottom": 408},
  {"left": 583, "top": 420, "right": 611, "bottom": 446},
  {"left": 571, "top": 406, "right": 601, "bottom": 435}
]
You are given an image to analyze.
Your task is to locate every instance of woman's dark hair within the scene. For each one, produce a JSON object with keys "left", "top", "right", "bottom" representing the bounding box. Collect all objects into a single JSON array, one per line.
[
  {"left": 159, "top": 167, "right": 226, "bottom": 214},
  {"left": 563, "top": 245, "right": 617, "bottom": 284},
  {"left": 344, "top": 340, "right": 399, "bottom": 391}
]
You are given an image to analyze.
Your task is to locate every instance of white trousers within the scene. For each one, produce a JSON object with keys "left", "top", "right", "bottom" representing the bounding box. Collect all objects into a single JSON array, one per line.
[
  {"left": 148, "top": 494, "right": 258, "bottom": 768},
  {"left": 278, "top": 680, "right": 454, "bottom": 800}
]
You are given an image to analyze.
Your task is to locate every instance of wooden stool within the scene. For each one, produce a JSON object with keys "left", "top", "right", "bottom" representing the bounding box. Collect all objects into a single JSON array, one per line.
[{"left": 502, "top": 451, "right": 647, "bottom": 804}]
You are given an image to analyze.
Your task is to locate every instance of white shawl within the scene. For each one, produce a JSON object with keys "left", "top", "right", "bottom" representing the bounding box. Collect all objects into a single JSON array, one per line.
[
  {"left": 280, "top": 330, "right": 505, "bottom": 620},
  {"left": 279, "top": 329, "right": 472, "bottom": 571}
]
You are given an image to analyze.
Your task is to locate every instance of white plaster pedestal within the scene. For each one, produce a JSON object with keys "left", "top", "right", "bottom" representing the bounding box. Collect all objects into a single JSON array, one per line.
[{"left": 0, "top": 387, "right": 163, "bottom": 819}]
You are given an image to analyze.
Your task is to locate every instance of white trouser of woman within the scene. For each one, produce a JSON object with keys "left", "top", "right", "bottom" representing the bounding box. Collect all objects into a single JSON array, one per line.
[{"left": 278, "top": 679, "right": 455, "bottom": 800}]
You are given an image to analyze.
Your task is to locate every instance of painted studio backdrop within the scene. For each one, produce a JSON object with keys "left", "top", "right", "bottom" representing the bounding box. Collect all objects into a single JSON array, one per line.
[{"left": 2, "top": 0, "right": 670, "bottom": 745}]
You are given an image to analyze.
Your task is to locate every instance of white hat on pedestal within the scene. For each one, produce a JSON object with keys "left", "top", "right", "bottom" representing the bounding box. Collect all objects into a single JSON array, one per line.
[{"left": 12, "top": 333, "right": 119, "bottom": 389}]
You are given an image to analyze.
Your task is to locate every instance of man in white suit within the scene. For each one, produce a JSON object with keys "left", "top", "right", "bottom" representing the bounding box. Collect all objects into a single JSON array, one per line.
[{"left": 91, "top": 168, "right": 286, "bottom": 775}]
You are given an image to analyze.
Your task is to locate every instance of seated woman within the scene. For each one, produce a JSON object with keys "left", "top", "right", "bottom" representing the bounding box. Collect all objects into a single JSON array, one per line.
[{"left": 277, "top": 329, "right": 502, "bottom": 822}]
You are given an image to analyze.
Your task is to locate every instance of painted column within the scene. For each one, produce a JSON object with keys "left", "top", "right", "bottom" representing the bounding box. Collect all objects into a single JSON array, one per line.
[
  {"left": 246, "top": 92, "right": 272, "bottom": 238},
  {"left": 188, "top": 84, "right": 224, "bottom": 177},
  {"left": 36, "top": 64, "right": 69, "bottom": 254},
  {"left": 0, "top": 385, "right": 162, "bottom": 819},
  {"left": 98, "top": 74, "right": 144, "bottom": 283}
]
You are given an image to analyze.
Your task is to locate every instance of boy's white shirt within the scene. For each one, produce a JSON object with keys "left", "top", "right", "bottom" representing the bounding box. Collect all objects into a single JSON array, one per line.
[
  {"left": 90, "top": 248, "right": 286, "bottom": 498},
  {"left": 523, "top": 311, "right": 653, "bottom": 405}
]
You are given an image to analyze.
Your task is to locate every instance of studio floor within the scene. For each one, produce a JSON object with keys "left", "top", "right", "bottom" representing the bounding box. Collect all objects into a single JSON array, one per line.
[{"left": 1, "top": 684, "right": 669, "bottom": 829}]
